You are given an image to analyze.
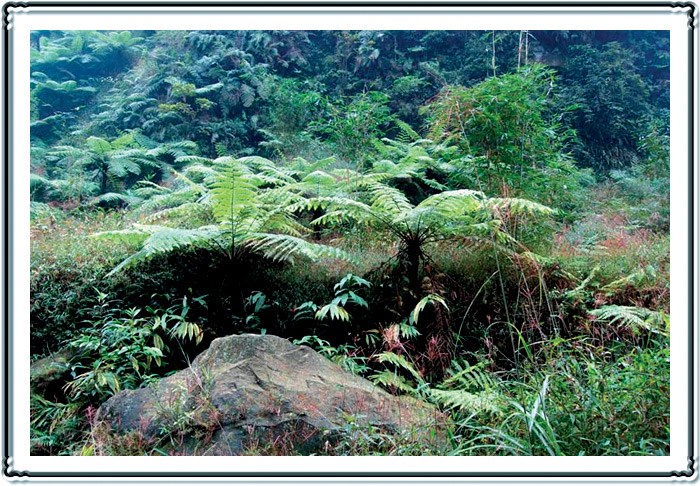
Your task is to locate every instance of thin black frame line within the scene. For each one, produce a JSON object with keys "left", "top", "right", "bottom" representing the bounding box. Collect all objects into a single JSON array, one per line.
[
  {"left": 2, "top": 0, "right": 695, "bottom": 479},
  {"left": 687, "top": 0, "right": 698, "bottom": 478},
  {"left": 1, "top": 0, "right": 10, "bottom": 480},
  {"left": 0, "top": 1, "right": 697, "bottom": 7}
]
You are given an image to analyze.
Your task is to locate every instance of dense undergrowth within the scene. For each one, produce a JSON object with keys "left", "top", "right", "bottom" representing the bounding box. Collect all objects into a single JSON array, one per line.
[{"left": 30, "top": 29, "right": 670, "bottom": 456}]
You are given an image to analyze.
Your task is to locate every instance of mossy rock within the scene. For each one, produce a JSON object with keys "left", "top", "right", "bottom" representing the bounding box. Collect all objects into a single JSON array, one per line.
[
  {"left": 30, "top": 348, "right": 73, "bottom": 400},
  {"left": 96, "top": 334, "right": 447, "bottom": 455}
]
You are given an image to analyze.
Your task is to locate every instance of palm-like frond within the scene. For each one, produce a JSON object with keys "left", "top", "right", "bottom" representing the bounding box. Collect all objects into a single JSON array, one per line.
[
  {"left": 99, "top": 225, "right": 224, "bottom": 275},
  {"left": 430, "top": 388, "right": 502, "bottom": 414},
  {"left": 295, "top": 196, "right": 377, "bottom": 227},
  {"left": 175, "top": 155, "right": 215, "bottom": 166},
  {"left": 590, "top": 305, "right": 668, "bottom": 336},
  {"left": 365, "top": 181, "right": 413, "bottom": 218},
  {"left": 485, "top": 197, "right": 556, "bottom": 217},
  {"left": 210, "top": 157, "right": 258, "bottom": 223},
  {"left": 89, "top": 192, "right": 141, "bottom": 207},
  {"left": 104, "top": 155, "right": 356, "bottom": 274},
  {"left": 246, "top": 233, "right": 356, "bottom": 264},
  {"left": 106, "top": 157, "right": 142, "bottom": 178},
  {"left": 415, "top": 189, "right": 485, "bottom": 217},
  {"left": 135, "top": 186, "right": 203, "bottom": 214}
]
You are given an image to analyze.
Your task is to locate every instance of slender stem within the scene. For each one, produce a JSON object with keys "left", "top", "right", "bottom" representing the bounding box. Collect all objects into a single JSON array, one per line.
[{"left": 492, "top": 31, "right": 497, "bottom": 77}]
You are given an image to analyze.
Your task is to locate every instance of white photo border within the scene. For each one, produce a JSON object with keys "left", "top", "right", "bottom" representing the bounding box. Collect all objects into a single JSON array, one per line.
[{"left": 2, "top": 1, "right": 697, "bottom": 482}]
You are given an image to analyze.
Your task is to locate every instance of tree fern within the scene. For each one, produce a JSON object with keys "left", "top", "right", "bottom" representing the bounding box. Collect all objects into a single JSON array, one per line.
[
  {"left": 101, "top": 156, "right": 356, "bottom": 274},
  {"left": 300, "top": 176, "right": 553, "bottom": 302}
]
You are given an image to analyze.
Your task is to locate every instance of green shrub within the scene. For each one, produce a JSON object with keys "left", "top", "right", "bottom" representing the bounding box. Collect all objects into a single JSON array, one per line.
[
  {"left": 64, "top": 292, "right": 205, "bottom": 402},
  {"left": 449, "top": 337, "right": 669, "bottom": 456},
  {"left": 30, "top": 211, "right": 137, "bottom": 355}
]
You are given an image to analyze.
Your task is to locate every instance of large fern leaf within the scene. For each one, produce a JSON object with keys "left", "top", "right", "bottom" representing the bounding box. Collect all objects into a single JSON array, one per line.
[
  {"left": 590, "top": 305, "right": 668, "bottom": 336},
  {"left": 430, "top": 388, "right": 501, "bottom": 414},
  {"left": 210, "top": 158, "right": 258, "bottom": 223},
  {"left": 246, "top": 233, "right": 356, "bottom": 265},
  {"left": 100, "top": 225, "right": 224, "bottom": 275}
]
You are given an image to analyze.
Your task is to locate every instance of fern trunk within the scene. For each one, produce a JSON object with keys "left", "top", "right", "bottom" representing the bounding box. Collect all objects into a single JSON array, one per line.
[{"left": 404, "top": 240, "right": 423, "bottom": 299}]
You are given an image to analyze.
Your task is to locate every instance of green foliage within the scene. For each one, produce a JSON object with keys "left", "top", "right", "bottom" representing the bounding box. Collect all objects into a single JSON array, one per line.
[
  {"left": 300, "top": 175, "right": 554, "bottom": 301},
  {"left": 30, "top": 31, "right": 144, "bottom": 142},
  {"left": 409, "top": 294, "right": 448, "bottom": 326},
  {"left": 607, "top": 120, "right": 669, "bottom": 231},
  {"left": 29, "top": 30, "right": 669, "bottom": 457},
  {"left": 449, "top": 337, "right": 669, "bottom": 456},
  {"left": 314, "top": 273, "right": 370, "bottom": 323},
  {"left": 30, "top": 212, "right": 138, "bottom": 355},
  {"left": 46, "top": 133, "right": 157, "bottom": 199},
  {"left": 424, "top": 65, "right": 588, "bottom": 211},
  {"left": 558, "top": 42, "right": 652, "bottom": 171},
  {"left": 244, "top": 291, "right": 271, "bottom": 331},
  {"left": 589, "top": 305, "right": 668, "bottom": 337},
  {"left": 64, "top": 292, "right": 205, "bottom": 402},
  {"left": 310, "top": 91, "right": 394, "bottom": 168},
  {"left": 293, "top": 335, "right": 369, "bottom": 375},
  {"left": 430, "top": 360, "right": 502, "bottom": 415},
  {"left": 31, "top": 394, "right": 86, "bottom": 455},
  {"left": 96, "top": 155, "right": 355, "bottom": 276}
]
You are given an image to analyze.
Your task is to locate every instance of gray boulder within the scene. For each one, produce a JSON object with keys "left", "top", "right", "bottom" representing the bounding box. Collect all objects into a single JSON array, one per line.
[
  {"left": 30, "top": 348, "right": 73, "bottom": 400},
  {"left": 95, "top": 334, "right": 447, "bottom": 455}
]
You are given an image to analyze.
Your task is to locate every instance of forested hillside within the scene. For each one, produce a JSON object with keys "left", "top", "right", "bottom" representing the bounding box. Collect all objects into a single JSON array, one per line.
[{"left": 30, "top": 30, "right": 670, "bottom": 456}]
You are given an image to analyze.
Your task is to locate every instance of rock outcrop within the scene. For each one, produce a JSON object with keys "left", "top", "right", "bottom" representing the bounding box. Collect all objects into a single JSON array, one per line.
[
  {"left": 30, "top": 348, "right": 73, "bottom": 400},
  {"left": 96, "top": 334, "right": 446, "bottom": 455}
]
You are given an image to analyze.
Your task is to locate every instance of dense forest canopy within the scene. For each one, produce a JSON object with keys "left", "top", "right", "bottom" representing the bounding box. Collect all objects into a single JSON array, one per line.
[{"left": 30, "top": 30, "right": 670, "bottom": 457}]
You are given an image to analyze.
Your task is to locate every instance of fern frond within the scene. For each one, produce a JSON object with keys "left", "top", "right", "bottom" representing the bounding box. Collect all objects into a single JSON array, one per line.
[
  {"left": 486, "top": 197, "right": 555, "bottom": 217},
  {"left": 91, "top": 228, "right": 150, "bottom": 247},
  {"left": 410, "top": 294, "right": 449, "bottom": 325},
  {"left": 369, "top": 370, "right": 416, "bottom": 395},
  {"left": 590, "top": 305, "right": 668, "bottom": 336},
  {"left": 85, "top": 136, "right": 112, "bottom": 156},
  {"left": 430, "top": 388, "right": 501, "bottom": 414},
  {"left": 394, "top": 119, "right": 421, "bottom": 143},
  {"left": 291, "top": 196, "right": 375, "bottom": 226},
  {"left": 136, "top": 187, "right": 201, "bottom": 213},
  {"left": 366, "top": 181, "right": 413, "bottom": 218},
  {"left": 416, "top": 189, "right": 485, "bottom": 217},
  {"left": 375, "top": 351, "right": 424, "bottom": 384},
  {"left": 254, "top": 207, "right": 308, "bottom": 237},
  {"left": 289, "top": 156, "right": 337, "bottom": 178},
  {"left": 442, "top": 360, "right": 499, "bottom": 391},
  {"left": 175, "top": 155, "right": 215, "bottom": 166},
  {"left": 107, "top": 157, "right": 142, "bottom": 178},
  {"left": 104, "top": 225, "right": 224, "bottom": 275},
  {"left": 173, "top": 165, "right": 213, "bottom": 185},
  {"left": 600, "top": 265, "right": 658, "bottom": 294},
  {"left": 194, "top": 82, "right": 223, "bottom": 95},
  {"left": 89, "top": 192, "right": 141, "bottom": 207},
  {"left": 299, "top": 170, "right": 338, "bottom": 189},
  {"left": 210, "top": 159, "right": 258, "bottom": 223},
  {"left": 145, "top": 202, "right": 212, "bottom": 227},
  {"left": 48, "top": 145, "right": 83, "bottom": 159},
  {"left": 246, "top": 233, "right": 356, "bottom": 264}
]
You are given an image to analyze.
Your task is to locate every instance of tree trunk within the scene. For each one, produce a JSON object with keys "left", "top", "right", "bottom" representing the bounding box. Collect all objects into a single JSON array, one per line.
[
  {"left": 405, "top": 240, "right": 423, "bottom": 299},
  {"left": 100, "top": 166, "right": 109, "bottom": 194}
]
